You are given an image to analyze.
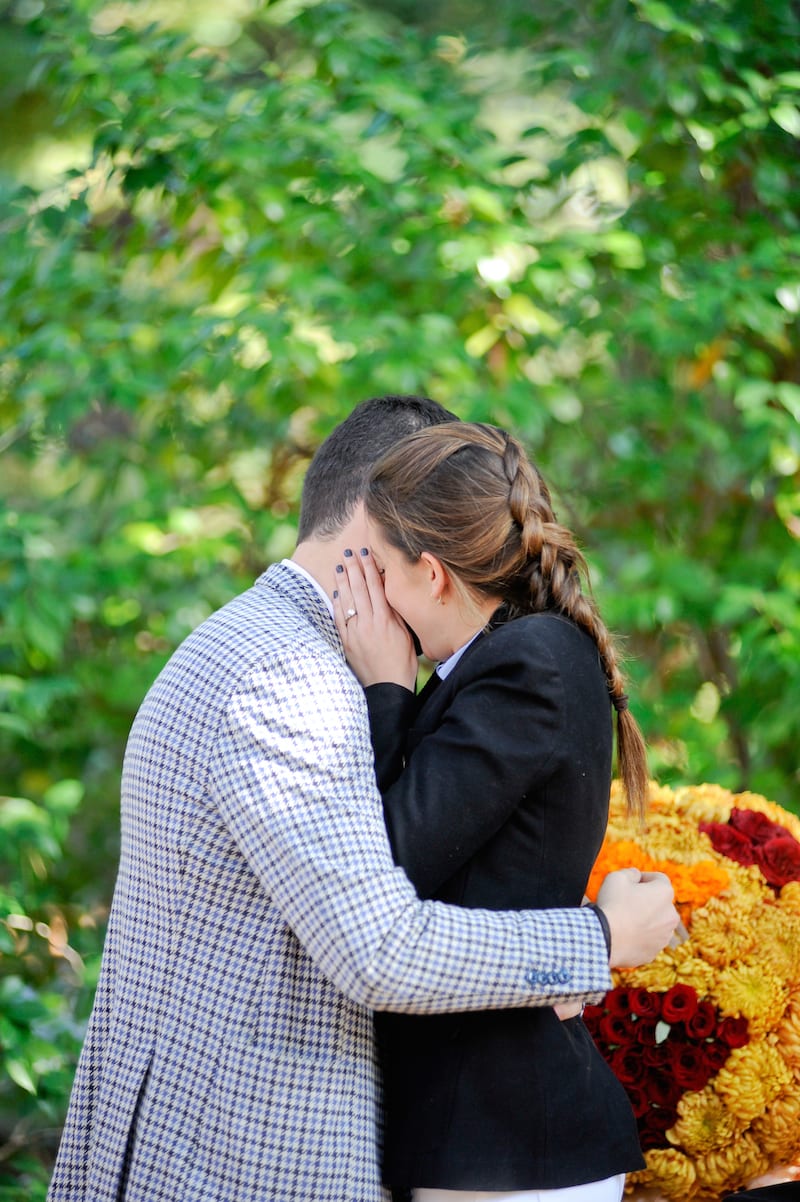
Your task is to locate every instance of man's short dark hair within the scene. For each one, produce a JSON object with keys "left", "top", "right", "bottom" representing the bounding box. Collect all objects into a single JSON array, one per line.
[{"left": 297, "top": 395, "right": 458, "bottom": 541}]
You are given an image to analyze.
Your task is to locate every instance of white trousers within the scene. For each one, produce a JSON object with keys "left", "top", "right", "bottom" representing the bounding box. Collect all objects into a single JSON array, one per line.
[{"left": 413, "top": 1174, "right": 625, "bottom": 1202}]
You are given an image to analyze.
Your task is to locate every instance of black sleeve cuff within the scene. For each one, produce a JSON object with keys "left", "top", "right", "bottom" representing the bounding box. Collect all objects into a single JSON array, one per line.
[{"left": 585, "top": 903, "right": 612, "bottom": 958}]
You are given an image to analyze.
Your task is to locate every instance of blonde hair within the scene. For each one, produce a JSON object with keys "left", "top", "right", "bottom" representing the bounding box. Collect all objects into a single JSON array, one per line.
[{"left": 366, "top": 422, "right": 648, "bottom": 818}]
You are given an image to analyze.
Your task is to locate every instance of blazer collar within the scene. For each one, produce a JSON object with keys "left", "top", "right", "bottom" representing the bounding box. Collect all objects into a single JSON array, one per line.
[
  {"left": 256, "top": 561, "right": 343, "bottom": 657},
  {"left": 413, "top": 603, "right": 514, "bottom": 729}
]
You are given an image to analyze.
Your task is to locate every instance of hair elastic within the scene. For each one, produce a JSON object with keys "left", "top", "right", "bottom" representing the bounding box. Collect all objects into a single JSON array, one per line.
[{"left": 612, "top": 692, "right": 630, "bottom": 713}]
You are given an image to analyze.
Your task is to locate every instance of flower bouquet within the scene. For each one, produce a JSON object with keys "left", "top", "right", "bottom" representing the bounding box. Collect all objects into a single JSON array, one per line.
[{"left": 584, "top": 781, "right": 800, "bottom": 1200}]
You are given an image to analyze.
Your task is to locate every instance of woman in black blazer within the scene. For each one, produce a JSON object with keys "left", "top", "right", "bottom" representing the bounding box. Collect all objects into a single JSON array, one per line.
[{"left": 333, "top": 423, "right": 648, "bottom": 1202}]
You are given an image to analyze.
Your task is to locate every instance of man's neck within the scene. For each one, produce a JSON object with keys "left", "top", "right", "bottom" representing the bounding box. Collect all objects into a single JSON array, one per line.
[
  {"left": 291, "top": 501, "right": 370, "bottom": 608},
  {"left": 281, "top": 557, "right": 334, "bottom": 618},
  {"left": 291, "top": 542, "right": 337, "bottom": 607}
]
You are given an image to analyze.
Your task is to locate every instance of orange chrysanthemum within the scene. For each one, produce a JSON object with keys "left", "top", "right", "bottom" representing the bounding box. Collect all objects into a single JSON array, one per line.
[{"left": 586, "top": 839, "right": 729, "bottom": 923}]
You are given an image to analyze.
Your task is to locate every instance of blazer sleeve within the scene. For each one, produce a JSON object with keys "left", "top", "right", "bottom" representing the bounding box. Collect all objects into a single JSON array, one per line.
[
  {"left": 364, "top": 681, "right": 416, "bottom": 791},
  {"left": 206, "top": 643, "right": 612, "bottom": 1013},
  {"left": 381, "top": 623, "right": 564, "bottom": 898}
]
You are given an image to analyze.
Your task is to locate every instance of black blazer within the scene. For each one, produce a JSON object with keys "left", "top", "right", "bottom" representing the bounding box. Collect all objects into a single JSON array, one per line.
[{"left": 366, "top": 611, "right": 644, "bottom": 1191}]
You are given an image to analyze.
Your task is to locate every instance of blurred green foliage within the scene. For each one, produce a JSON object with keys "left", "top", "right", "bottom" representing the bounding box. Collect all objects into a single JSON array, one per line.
[{"left": 1, "top": 0, "right": 799, "bottom": 1191}]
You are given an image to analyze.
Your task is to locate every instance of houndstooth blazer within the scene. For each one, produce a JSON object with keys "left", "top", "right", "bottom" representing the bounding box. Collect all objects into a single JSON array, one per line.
[{"left": 48, "top": 562, "right": 612, "bottom": 1202}]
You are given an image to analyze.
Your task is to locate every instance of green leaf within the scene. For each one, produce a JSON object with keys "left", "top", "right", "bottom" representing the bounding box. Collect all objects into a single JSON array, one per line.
[
  {"left": 0, "top": 799, "right": 60, "bottom": 860},
  {"left": 0, "top": 977, "right": 48, "bottom": 1026},
  {"left": 5, "top": 1057, "right": 38, "bottom": 1095},
  {"left": 770, "top": 102, "right": 800, "bottom": 137},
  {"left": 43, "top": 779, "right": 85, "bottom": 817},
  {"left": 775, "top": 383, "right": 800, "bottom": 421}
]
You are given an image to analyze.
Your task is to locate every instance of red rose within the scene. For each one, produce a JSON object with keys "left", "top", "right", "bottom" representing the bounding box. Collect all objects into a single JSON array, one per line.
[
  {"left": 611, "top": 1046, "right": 647, "bottom": 1086},
  {"left": 607, "top": 989, "right": 633, "bottom": 1017},
  {"left": 686, "top": 999, "right": 717, "bottom": 1039},
  {"left": 730, "top": 807, "right": 781, "bottom": 845},
  {"left": 625, "top": 1083, "right": 650, "bottom": 1118},
  {"left": 633, "top": 1018, "right": 659, "bottom": 1046},
  {"left": 648, "top": 1107, "right": 675, "bottom": 1131},
  {"left": 718, "top": 1015, "right": 749, "bottom": 1048},
  {"left": 640, "top": 1128, "right": 668, "bottom": 1150},
  {"left": 703, "top": 1041, "right": 730, "bottom": 1072},
  {"left": 649, "top": 1070, "right": 683, "bottom": 1108},
  {"left": 583, "top": 1003, "right": 605, "bottom": 1028},
  {"left": 599, "top": 1013, "right": 630, "bottom": 1045},
  {"left": 664, "top": 1021, "right": 689, "bottom": 1045},
  {"left": 755, "top": 833, "right": 800, "bottom": 888},
  {"left": 661, "top": 984, "right": 698, "bottom": 1024},
  {"left": 699, "top": 820, "right": 756, "bottom": 866},
  {"left": 642, "top": 1043, "right": 671, "bottom": 1068},
  {"left": 639, "top": 1105, "right": 675, "bottom": 1149},
  {"left": 630, "top": 988, "right": 662, "bottom": 1019},
  {"left": 672, "top": 1044, "right": 713, "bottom": 1091},
  {"left": 640, "top": 1127, "right": 665, "bottom": 1151}
]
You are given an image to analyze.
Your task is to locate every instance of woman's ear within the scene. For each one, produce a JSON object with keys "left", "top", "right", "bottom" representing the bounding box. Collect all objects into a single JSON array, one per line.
[{"left": 419, "top": 552, "right": 450, "bottom": 605}]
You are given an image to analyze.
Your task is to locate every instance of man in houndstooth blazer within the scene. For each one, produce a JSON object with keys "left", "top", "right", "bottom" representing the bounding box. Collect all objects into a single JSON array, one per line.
[{"left": 48, "top": 396, "right": 677, "bottom": 1202}]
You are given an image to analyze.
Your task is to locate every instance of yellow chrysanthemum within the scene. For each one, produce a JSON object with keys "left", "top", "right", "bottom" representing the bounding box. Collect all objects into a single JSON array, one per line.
[
  {"left": 700, "top": 856, "right": 775, "bottom": 908},
  {"left": 622, "top": 956, "right": 679, "bottom": 992},
  {"left": 673, "top": 954, "right": 717, "bottom": 995},
  {"left": 780, "top": 880, "right": 800, "bottom": 913},
  {"left": 731, "top": 859, "right": 775, "bottom": 896},
  {"left": 750, "top": 1086, "right": 800, "bottom": 1162},
  {"left": 636, "top": 814, "right": 696, "bottom": 852},
  {"left": 687, "top": 895, "right": 758, "bottom": 968},
  {"left": 621, "top": 937, "right": 697, "bottom": 991},
  {"left": 749, "top": 904, "right": 800, "bottom": 980},
  {"left": 713, "top": 1042, "right": 793, "bottom": 1122},
  {"left": 644, "top": 779, "right": 680, "bottom": 809},
  {"left": 609, "top": 778, "right": 673, "bottom": 813},
  {"left": 713, "top": 962, "right": 788, "bottom": 1038},
  {"left": 776, "top": 993, "right": 800, "bottom": 1069},
  {"left": 633, "top": 1146, "right": 697, "bottom": 1200},
  {"left": 693, "top": 1131, "right": 770, "bottom": 1195},
  {"left": 675, "top": 782, "right": 736, "bottom": 825},
  {"left": 666, "top": 1085, "right": 744, "bottom": 1156}
]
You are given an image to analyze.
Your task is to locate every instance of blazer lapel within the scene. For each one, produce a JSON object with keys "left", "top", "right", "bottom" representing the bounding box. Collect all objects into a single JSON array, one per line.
[
  {"left": 408, "top": 611, "right": 510, "bottom": 750},
  {"left": 414, "top": 668, "right": 441, "bottom": 710},
  {"left": 407, "top": 647, "right": 475, "bottom": 752}
]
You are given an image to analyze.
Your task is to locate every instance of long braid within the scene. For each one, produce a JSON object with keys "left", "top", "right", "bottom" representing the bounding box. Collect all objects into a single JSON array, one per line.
[{"left": 500, "top": 433, "right": 648, "bottom": 818}]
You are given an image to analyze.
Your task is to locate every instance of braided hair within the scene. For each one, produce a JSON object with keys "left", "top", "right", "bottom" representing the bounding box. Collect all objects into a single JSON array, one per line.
[{"left": 365, "top": 422, "right": 648, "bottom": 818}]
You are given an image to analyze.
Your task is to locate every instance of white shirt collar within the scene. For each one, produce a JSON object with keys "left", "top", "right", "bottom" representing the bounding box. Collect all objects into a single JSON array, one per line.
[
  {"left": 435, "top": 631, "right": 482, "bottom": 680},
  {"left": 281, "top": 559, "right": 335, "bottom": 619}
]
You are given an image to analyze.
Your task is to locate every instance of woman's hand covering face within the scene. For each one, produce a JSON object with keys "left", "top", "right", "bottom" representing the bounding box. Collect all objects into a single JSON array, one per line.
[{"left": 333, "top": 548, "right": 419, "bottom": 691}]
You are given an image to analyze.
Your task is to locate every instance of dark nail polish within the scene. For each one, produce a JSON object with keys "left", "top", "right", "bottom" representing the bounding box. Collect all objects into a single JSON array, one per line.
[
  {"left": 360, "top": 547, "right": 368, "bottom": 556},
  {"left": 336, "top": 564, "right": 344, "bottom": 574},
  {"left": 333, "top": 590, "right": 338, "bottom": 599},
  {"left": 344, "top": 548, "right": 353, "bottom": 558}
]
